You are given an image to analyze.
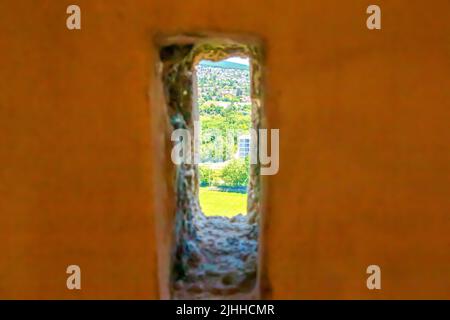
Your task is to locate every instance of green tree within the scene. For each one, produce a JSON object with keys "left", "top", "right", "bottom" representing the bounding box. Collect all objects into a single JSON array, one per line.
[{"left": 221, "top": 158, "right": 249, "bottom": 187}]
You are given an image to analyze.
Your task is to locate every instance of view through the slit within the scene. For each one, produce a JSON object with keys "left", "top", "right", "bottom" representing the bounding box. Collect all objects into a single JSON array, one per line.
[
  {"left": 170, "top": 48, "right": 259, "bottom": 299},
  {"left": 197, "top": 57, "right": 251, "bottom": 218}
]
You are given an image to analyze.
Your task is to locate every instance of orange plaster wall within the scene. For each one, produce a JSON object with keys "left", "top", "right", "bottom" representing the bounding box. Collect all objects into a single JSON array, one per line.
[{"left": 0, "top": 0, "right": 449, "bottom": 299}]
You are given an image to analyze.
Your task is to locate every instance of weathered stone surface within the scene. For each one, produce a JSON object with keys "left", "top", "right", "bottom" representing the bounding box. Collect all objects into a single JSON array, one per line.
[{"left": 173, "top": 208, "right": 258, "bottom": 299}]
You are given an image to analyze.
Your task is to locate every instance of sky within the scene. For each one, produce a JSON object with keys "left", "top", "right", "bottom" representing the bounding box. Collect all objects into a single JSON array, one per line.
[{"left": 224, "top": 57, "right": 250, "bottom": 65}]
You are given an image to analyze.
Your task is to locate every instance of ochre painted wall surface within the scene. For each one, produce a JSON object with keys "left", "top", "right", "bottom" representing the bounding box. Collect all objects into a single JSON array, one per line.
[{"left": 0, "top": 0, "right": 449, "bottom": 299}]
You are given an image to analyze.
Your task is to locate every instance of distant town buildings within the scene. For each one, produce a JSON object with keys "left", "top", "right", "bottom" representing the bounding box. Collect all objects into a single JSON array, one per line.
[{"left": 196, "top": 62, "right": 251, "bottom": 104}]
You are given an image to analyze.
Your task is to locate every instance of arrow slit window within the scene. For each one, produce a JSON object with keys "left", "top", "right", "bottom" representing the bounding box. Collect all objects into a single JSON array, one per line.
[{"left": 156, "top": 35, "right": 264, "bottom": 299}]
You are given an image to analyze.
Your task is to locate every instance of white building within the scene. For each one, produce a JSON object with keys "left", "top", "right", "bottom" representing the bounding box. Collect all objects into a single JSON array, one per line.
[{"left": 237, "top": 135, "right": 250, "bottom": 158}]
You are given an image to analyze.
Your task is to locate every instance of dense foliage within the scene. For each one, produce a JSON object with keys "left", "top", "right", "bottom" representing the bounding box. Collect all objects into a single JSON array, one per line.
[
  {"left": 200, "top": 103, "right": 251, "bottom": 162},
  {"left": 199, "top": 165, "right": 221, "bottom": 186},
  {"left": 199, "top": 158, "right": 249, "bottom": 187},
  {"left": 221, "top": 158, "right": 250, "bottom": 186}
]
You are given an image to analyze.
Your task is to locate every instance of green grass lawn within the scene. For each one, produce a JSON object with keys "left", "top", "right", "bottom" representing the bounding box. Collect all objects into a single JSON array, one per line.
[{"left": 199, "top": 187, "right": 247, "bottom": 217}]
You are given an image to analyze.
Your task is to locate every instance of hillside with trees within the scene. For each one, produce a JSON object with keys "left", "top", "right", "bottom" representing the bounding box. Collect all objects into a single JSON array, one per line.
[
  {"left": 196, "top": 61, "right": 250, "bottom": 105},
  {"left": 196, "top": 60, "right": 251, "bottom": 189}
]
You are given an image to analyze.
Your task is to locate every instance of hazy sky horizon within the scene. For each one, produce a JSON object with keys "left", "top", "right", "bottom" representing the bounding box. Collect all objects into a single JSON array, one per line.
[{"left": 224, "top": 57, "right": 250, "bottom": 65}]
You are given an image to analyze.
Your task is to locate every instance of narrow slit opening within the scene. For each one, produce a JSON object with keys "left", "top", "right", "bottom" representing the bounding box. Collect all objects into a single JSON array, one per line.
[{"left": 157, "top": 36, "right": 263, "bottom": 299}]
